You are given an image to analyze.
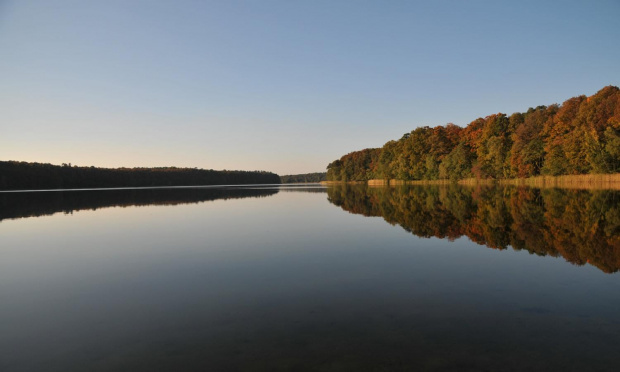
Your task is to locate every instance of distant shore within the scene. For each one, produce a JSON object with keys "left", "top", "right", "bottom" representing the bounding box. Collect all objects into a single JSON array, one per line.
[{"left": 0, "top": 161, "right": 281, "bottom": 191}]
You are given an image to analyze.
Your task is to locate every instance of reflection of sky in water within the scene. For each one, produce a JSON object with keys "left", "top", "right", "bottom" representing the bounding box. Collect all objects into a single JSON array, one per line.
[{"left": 1, "top": 187, "right": 619, "bottom": 371}]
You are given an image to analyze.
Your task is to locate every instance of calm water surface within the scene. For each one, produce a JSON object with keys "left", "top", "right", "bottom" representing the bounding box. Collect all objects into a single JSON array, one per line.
[{"left": 1, "top": 185, "right": 619, "bottom": 371}]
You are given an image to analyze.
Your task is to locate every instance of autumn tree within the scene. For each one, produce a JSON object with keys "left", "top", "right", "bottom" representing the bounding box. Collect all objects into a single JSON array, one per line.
[{"left": 326, "top": 85, "right": 620, "bottom": 181}]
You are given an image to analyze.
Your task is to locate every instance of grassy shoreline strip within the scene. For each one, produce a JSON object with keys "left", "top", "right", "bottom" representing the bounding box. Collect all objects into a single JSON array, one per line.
[{"left": 322, "top": 174, "right": 620, "bottom": 190}]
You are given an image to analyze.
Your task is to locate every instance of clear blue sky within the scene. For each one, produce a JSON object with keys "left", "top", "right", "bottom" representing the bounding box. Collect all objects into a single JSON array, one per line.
[{"left": 1, "top": 0, "right": 619, "bottom": 175}]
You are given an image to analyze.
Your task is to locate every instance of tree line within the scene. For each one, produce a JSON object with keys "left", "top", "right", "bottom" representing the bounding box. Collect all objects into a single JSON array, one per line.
[
  {"left": 280, "top": 172, "right": 327, "bottom": 183},
  {"left": 327, "top": 86, "right": 620, "bottom": 181},
  {"left": 0, "top": 161, "right": 281, "bottom": 190},
  {"left": 328, "top": 184, "right": 620, "bottom": 273}
]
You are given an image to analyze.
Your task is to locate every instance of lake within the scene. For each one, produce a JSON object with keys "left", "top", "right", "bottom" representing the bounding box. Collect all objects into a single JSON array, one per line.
[{"left": 1, "top": 184, "right": 619, "bottom": 371}]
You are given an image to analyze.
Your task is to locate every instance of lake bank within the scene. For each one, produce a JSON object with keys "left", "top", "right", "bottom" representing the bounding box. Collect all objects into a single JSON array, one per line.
[{"left": 322, "top": 173, "right": 620, "bottom": 189}]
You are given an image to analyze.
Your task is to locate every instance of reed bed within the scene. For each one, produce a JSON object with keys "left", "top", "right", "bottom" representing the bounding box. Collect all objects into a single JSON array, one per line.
[
  {"left": 361, "top": 174, "right": 620, "bottom": 190},
  {"left": 501, "top": 174, "right": 620, "bottom": 190}
]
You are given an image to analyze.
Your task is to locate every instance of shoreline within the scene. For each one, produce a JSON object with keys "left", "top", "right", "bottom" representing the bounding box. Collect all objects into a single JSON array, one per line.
[{"left": 322, "top": 174, "right": 620, "bottom": 190}]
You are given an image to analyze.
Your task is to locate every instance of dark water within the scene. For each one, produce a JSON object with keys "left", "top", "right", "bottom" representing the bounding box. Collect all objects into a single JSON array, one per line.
[{"left": 1, "top": 185, "right": 619, "bottom": 371}]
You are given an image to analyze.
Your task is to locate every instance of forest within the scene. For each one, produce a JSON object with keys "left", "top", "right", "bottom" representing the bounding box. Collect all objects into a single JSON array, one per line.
[
  {"left": 280, "top": 172, "right": 327, "bottom": 183},
  {"left": 328, "top": 184, "right": 620, "bottom": 274},
  {"left": 327, "top": 86, "right": 620, "bottom": 181},
  {"left": 0, "top": 161, "right": 281, "bottom": 190}
]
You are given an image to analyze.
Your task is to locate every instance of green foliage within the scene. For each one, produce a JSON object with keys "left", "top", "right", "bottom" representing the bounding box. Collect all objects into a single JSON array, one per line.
[
  {"left": 510, "top": 105, "right": 556, "bottom": 177},
  {"left": 475, "top": 114, "right": 511, "bottom": 178},
  {"left": 439, "top": 142, "right": 473, "bottom": 181},
  {"left": 280, "top": 172, "right": 327, "bottom": 183},
  {"left": 603, "top": 125, "right": 620, "bottom": 172},
  {"left": 327, "top": 148, "right": 381, "bottom": 181},
  {"left": 326, "top": 86, "right": 620, "bottom": 181}
]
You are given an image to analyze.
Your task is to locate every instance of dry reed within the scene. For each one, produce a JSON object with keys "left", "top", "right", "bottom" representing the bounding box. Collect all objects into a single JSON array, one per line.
[{"left": 360, "top": 174, "right": 620, "bottom": 190}]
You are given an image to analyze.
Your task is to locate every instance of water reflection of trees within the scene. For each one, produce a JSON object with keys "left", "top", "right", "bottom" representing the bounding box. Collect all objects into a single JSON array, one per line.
[
  {"left": 0, "top": 187, "right": 279, "bottom": 222},
  {"left": 328, "top": 185, "right": 620, "bottom": 273},
  {"left": 278, "top": 187, "right": 327, "bottom": 193}
]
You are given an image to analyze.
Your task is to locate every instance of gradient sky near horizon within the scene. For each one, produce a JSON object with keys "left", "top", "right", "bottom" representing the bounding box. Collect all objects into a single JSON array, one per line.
[{"left": 1, "top": 0, "right": 619, "bottom": 175}]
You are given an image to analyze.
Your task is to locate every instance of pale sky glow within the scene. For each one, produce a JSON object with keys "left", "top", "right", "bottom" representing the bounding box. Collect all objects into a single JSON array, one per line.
[{"left": 1, "top": 0, "right": 619, "bottom": 175}]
